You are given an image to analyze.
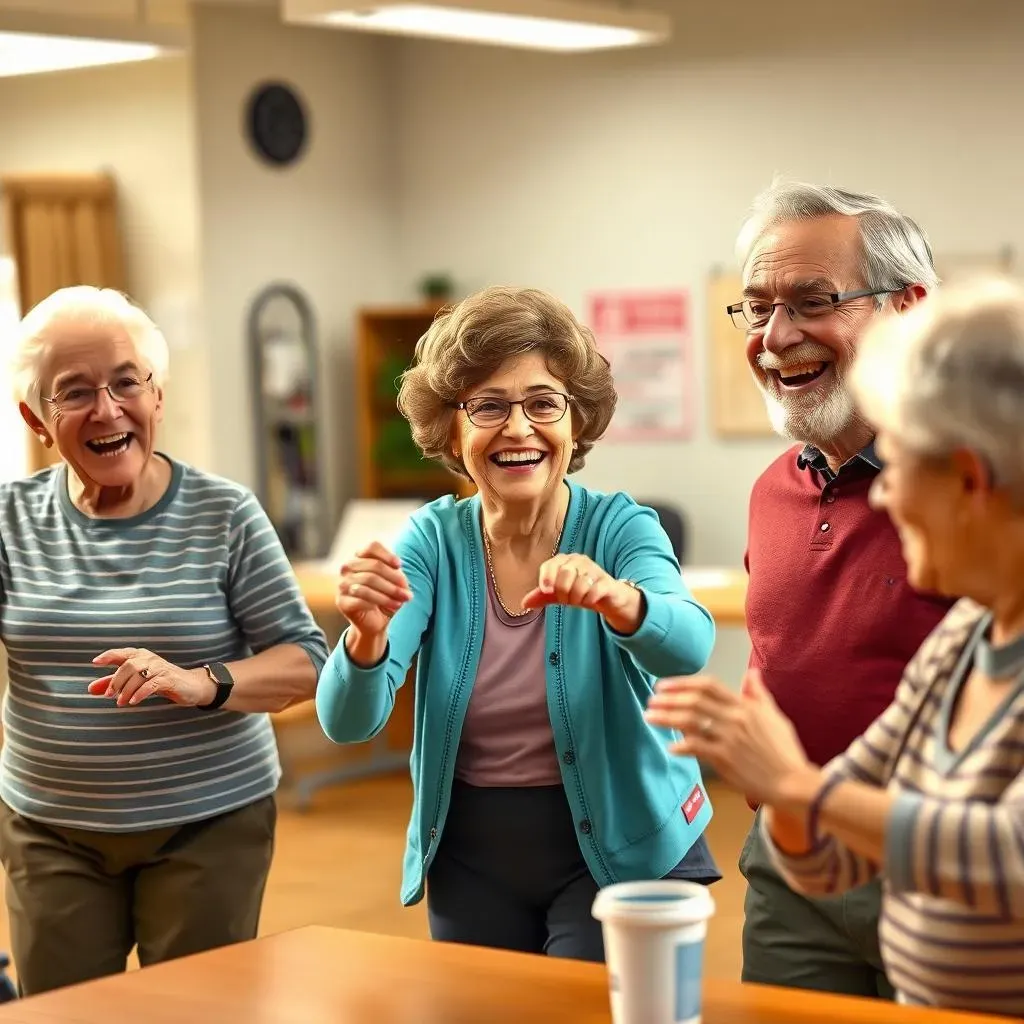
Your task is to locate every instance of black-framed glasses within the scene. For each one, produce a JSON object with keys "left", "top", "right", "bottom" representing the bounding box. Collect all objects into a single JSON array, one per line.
[
  {"left": 43, "top": 372, "right": 155, "bottom": 413},
  {"left": 453, "top": 391, "right": 573, "bottom": 428},
  {"left": 725, "top": 287, "right": 908, "bottom": 331}
]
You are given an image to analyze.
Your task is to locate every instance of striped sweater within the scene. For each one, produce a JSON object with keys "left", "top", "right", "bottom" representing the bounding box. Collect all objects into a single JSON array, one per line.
[
  {"left": 766, "top": 598, "right": 1024, "bottom": 1017},
  {"left": 0, "top": 457, "right": 329, "bottom": 832}
]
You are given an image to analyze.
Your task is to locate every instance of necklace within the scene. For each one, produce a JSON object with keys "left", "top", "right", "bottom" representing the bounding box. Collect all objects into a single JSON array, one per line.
[{"left": 482, "top": 518, "right": 564, "bottom": 618}]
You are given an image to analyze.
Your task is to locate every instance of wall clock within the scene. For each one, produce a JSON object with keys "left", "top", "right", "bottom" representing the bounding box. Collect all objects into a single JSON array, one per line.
[{"left": 245, "top": 82, "right": 308, "bottom": 167}]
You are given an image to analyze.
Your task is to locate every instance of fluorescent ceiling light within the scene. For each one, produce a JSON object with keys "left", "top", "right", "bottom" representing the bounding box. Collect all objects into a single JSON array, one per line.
[
  {"left": 282, "top": 0, "right": 671, "bottom": 52},
  {"left": 0, "top": 33, "right": 165, "bottom": 78},
  {"left": 0, "top": 8, "right": 185, "bottom": 78}
]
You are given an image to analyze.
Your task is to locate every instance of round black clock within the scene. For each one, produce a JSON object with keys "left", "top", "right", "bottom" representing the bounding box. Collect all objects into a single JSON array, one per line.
[{"left": 245, "top": 82, "right": 308, "bottom": 167}]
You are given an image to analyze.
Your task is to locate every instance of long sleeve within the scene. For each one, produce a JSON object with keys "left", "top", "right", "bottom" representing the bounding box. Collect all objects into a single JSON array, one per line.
[
  {"left": 600, "top": 501, "right": 715, "bottom": 679},
  {"left": 315, "top": 518, "right": 435, "bottom": 743},
  {"left": 227, "top": 492, "right": 329, "bottom": 673},
  {"left": 886, "top": 768, "right": 1024, "bottom": 919},
  {"left": 766, "top": 647, "right": 935, "bottom": 896}
]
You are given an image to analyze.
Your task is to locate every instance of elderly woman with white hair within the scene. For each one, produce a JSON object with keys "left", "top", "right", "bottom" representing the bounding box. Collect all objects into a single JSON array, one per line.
[
  {"left": 0, "top": 286, "right": 329, "bottom": 996},
  {"left": 646, "top": 275, "right": 1024, "bottom": 1017}
]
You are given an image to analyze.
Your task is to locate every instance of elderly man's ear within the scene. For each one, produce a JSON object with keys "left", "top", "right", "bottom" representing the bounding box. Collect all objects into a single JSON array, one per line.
[
  {"left": 19, "top": 402, "right": 52, "bottom": 448},
  {"left": 894, "top": 283, "right": 929, "bottom": 314}
]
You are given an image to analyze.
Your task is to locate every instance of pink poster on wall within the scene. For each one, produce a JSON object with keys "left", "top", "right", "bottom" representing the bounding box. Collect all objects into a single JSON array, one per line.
[{"left": 586, "top": 290, "right": 694, "bottom": 442}]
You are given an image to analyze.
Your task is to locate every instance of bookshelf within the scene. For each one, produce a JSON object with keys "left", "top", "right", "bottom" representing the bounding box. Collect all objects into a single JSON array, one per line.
[{"left": 356, "top": 303, "right": 475, "bottom": 500}]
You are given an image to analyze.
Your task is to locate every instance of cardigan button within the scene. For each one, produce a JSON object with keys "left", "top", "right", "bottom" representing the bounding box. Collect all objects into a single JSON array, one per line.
[
  {"left": 579, "top": 819, "right": 592, "bottom": 835},
  {"left": 562, "top": 750, "right": 576, "bottom": 766},
  {"left": 548, "top": 651, "right": 559, "bottom": 666}
]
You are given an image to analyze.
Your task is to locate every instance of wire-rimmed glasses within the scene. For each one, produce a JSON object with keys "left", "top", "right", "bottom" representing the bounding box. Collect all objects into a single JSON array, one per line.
[
  {"left": 725, "top": 287, "right": 908, "bottom": 331},
  {"left": 453, "top": 391, "right": 573, "bottom": 428},
  {"left": 42, "top": 372, "right": 155, "bottom": 414}
]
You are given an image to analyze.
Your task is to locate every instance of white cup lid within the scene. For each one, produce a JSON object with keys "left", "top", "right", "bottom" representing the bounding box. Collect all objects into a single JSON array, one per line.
[{"left": 592, "top": 879, "right": 715, "bottom": 928}]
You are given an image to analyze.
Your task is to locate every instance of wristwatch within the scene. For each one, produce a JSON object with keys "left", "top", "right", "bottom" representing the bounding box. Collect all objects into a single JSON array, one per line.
[{"left": 198, "top": 661, "right": 234, "bottom": 710}]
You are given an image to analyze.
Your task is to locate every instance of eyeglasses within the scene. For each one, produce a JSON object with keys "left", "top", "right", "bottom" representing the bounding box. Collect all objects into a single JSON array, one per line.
[
  {"left": 725, "top": 287, "right": 908, "bottom": 331},
  {"left": 43, "top": 372, "right": 154, "bottom": 413},
  {"left": 453, "top": 391, "right": 573, "bottom": 428}
]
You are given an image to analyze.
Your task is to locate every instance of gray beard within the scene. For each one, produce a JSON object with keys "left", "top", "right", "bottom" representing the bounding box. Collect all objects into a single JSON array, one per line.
[{"left": 761, "top": 381, "right": 857, "bottom": 450}]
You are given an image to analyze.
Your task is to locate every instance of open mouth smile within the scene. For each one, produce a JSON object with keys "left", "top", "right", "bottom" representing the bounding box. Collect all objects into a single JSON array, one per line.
[
  {"left": 490, "top": 449, "right": 547, "bottom": 473},
  {"left": 770, "top": 362, "right": 831, "bottom": 392},
  {"left": 86, "top": 432, "right": 133, "bottom": 456}
]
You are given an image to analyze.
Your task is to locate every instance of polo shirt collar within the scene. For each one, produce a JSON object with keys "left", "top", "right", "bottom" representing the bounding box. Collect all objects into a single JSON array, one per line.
[{"left": 796, "top": 438, "right": 881, "bottom": 479}]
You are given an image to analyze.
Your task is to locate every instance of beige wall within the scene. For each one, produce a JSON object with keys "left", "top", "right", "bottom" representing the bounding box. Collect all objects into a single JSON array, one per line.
[{"left": 192, "top": 2, "right": 397, "bottom": 521}]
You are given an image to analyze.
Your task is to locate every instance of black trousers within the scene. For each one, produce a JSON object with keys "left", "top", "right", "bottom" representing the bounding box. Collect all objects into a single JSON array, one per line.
[{"left": 426, "top": 780, "right": 719, "bottom": 963}]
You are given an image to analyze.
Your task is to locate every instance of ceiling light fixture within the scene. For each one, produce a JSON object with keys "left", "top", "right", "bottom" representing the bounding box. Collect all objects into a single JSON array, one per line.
[
  {"left": 0, "top": 6, "right": 185, "bottom": 78},
  {"left": 282, "top": 0, "right": 671, "bottom": 52}
]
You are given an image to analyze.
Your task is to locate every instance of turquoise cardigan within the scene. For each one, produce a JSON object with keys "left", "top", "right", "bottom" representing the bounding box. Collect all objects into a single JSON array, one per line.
[{"left": 316, "top": 480, "right": 716, "bottom": 905}]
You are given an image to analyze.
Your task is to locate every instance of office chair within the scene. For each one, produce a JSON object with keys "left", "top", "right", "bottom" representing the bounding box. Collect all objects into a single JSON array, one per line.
[{"left": 640, "top": 501, "right": 688, "bottom": 565}]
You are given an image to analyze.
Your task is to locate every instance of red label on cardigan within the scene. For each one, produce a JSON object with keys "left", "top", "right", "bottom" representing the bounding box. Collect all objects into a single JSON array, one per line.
[{"left": 682, "top": 784, "right": 705, "bottom": 824}]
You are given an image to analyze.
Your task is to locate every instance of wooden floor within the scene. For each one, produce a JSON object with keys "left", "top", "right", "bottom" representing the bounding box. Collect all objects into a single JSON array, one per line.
[{"left": 0, "top": 775, "right": 750, "bottom": 984}]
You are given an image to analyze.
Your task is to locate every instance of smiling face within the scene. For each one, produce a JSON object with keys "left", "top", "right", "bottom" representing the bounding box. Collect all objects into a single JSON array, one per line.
[
  {"left": 743, "top": 215, "right": 884, "bottom": 449},
  {"left": 453, "top": 351, "right": 574, "bottom": 507},
  {"left": 869, "top": 429, "right": 988, "bottom": 596},
  {"left": 25, "top": 322, "right": 163, "bottom": 490}
]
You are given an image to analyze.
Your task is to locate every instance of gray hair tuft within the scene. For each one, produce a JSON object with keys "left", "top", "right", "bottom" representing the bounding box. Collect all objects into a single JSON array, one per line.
[
  {"left": 851, "top": 274, "right": 1024, "bottom": 501},
  {"left": 736, "top": 178, "right": 939, "bottom": 300},
  {"left": 9, "top": 286, "right": 170, "bottom": 417}
]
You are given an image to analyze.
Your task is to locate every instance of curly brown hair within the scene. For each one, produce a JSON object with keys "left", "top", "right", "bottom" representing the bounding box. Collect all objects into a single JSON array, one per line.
[{"left": 397, "top": 287, "right": 617, "bottom": 478}]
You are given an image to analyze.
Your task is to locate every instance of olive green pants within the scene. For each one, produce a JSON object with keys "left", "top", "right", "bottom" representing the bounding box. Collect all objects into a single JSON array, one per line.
[
  {"left": 0, "top": 795, "right": 276, "bottom": 997},
  {"left": 740, "top": 810, "right": 894, "bottom": 999}
]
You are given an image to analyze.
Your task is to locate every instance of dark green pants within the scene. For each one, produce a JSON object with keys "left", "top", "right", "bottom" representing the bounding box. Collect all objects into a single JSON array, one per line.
[
  {"left": 740, "top": 810, "right": 893, "bottom": 999},
  {"left": 0, "top": 795, "right": 276, "bottom": 997}
]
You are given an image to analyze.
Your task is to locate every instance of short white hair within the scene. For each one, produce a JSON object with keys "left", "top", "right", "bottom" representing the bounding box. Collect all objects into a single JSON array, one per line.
[
  {"left": 736, "top": 178, "right": 940, "bottom": 299},
  {"left": 850, "top": 274, "right": 1024, "bottom": 499},
  {"left": 10, "top": 286, "right": 170, "bottom": 417}
]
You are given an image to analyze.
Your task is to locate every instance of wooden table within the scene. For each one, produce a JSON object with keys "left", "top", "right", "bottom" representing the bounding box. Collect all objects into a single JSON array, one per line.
[
  {"left": 294, "top": 563, "right": 748, "bottom": 628},
  {"left": 0, "top": 926, "right": 1011, "bottom": 1023}
]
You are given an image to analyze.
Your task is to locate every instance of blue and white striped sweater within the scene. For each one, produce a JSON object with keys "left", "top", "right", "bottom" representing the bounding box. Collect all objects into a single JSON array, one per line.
[{"left": 0, "top": 457, "right": 328, "bottom": 831}]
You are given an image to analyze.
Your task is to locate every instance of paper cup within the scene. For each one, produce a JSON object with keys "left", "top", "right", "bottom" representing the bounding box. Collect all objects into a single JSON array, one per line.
[{"left": 592, "top": 879, "right": 715, "bottom": 1024}]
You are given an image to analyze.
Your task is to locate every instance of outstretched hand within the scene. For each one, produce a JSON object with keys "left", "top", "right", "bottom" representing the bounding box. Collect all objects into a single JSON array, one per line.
[
  {"left": 521, "top": 553, "right": 643, "bottom": 634},
  {"left": 644, "top": 669, "right": 815, "bottom": 806},
  {"left": 335, "top": 540, "right": 413, "bottom": 637}
]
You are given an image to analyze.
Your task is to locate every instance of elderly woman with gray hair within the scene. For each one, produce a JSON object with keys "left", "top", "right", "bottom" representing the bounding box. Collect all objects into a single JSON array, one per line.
[
  {"left": 646, "top": 275, "right": 1024, "bottom": 1017},
  {"left": 0, "top": 286, "right": 328, "bottom": 996}
]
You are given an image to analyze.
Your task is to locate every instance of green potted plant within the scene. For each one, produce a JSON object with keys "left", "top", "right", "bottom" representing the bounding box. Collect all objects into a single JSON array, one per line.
[{"left": 418, "top": 272, "right": 455, "bottom": 304}]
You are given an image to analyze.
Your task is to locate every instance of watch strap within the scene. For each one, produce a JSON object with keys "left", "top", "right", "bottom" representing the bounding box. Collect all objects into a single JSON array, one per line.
[{"left": 198, "top": 661, "right": 234, "bottom": 710}]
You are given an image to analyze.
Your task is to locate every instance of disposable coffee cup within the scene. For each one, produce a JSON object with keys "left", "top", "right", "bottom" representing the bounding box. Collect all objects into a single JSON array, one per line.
[{"left": 592, "top": 879, "right": 715, "bottom": 1024}]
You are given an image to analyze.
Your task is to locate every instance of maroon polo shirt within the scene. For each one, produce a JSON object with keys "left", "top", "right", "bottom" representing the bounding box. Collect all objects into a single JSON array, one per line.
[{"left": 744, "top": 442, "right": 955, "bottom": 770}]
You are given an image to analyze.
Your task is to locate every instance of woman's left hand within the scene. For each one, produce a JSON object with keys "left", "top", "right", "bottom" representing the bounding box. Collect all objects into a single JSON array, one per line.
[
  {"left": 521, "top": 553, "right": 643, "bottom": 634},
  {"left": 88, "top": 648, "right": 213, "bottom": 708},
  {"left": 644, "top": 670, "right": 815, "bottom": 807}
]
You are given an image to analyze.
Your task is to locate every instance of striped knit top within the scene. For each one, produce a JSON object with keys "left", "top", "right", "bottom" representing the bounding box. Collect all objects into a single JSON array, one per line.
[
  {"left": 0, "top": 457, "right": 329, "bottom": 832},
  {"left": 766, "top": 598, "right": 1024, "bottom": 1017}
]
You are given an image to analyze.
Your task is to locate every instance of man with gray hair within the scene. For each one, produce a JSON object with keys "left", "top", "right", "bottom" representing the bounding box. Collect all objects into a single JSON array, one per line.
[{"left": 726, "top": 181, "right": 956, "bottom": 997}]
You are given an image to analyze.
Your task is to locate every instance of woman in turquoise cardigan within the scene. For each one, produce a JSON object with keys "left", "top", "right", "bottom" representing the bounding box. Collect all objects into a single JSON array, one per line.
[{"left": 316, "top": 286, "right": 719, "bottom": 961}]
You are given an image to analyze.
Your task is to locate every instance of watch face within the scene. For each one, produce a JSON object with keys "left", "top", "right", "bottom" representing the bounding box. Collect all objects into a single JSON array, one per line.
[{"left": 245, "top": 82, "right": 308, "bottom": 167}]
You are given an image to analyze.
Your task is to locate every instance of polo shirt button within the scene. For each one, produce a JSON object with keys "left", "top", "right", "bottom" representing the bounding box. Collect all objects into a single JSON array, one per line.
[
  {"left": 825, "top": 494, "right": 836, "bottom": 504},
  {"left": 820, "top": 522, "right": 830, "bottom": 532},
  {"left": 579, "top": 819, "right": 592, "bottom": 834},
  {"left": 562, "top": 750, "right": 576, "bottom": 765}
]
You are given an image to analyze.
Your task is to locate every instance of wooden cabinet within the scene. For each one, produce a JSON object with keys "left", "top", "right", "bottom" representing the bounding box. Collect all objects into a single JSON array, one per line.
[{"left": 355, "top": 303, "right": 475, "bottom": 500}]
